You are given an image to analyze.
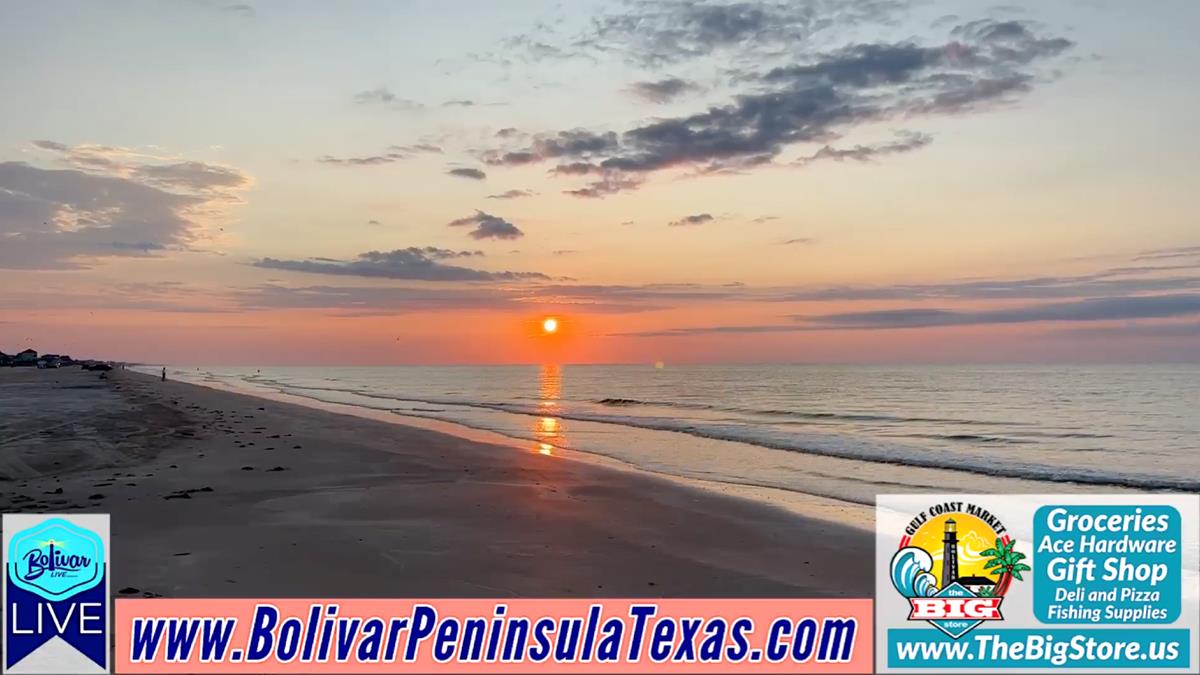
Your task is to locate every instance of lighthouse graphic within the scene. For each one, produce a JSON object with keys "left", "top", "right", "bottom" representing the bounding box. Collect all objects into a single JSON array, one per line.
[{"left": 941, "top": 517, "right": 959, "bottom": 589}]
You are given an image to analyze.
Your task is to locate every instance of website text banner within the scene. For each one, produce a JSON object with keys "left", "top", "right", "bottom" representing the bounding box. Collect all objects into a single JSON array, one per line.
[
  {"left": 115, "top": 598, "right": 871, "bottom": 674},
  {"left": 876, "top": 494, "right": 1199, "bottom": 674}
]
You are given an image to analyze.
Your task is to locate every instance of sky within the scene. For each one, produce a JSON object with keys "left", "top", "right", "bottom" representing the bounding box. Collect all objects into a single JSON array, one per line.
[{"left": 1, "top": 0, "right": 1198, "bottom": 364}]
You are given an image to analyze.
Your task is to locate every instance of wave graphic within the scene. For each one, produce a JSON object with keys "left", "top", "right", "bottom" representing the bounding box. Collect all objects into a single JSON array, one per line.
[{"left": 891, "top": 547, "right": 938, "bottom": 598}]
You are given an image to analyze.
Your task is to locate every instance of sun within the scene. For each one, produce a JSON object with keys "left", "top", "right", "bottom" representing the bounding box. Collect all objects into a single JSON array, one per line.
[{"left": 542, "top": 317, "right": 559, "bottom": 334}]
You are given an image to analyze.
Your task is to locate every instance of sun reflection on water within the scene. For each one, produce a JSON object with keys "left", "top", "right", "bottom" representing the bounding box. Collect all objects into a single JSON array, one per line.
[{"left": 533, "top": 364, "right": 563, "bottom": 455}]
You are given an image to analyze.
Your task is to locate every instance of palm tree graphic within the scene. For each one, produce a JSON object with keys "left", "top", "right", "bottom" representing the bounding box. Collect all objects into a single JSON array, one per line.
[{"left": 979, "top": 537, "right": 1031, "bottom": 597}]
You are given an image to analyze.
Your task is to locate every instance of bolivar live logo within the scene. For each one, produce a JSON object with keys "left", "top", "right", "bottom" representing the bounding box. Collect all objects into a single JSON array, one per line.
[
  {"left": 890, "top": 501, "right": 1027, "bottom": 639},
  {"left": 3, "top": 514, "right": 110, "bottom": 674}
]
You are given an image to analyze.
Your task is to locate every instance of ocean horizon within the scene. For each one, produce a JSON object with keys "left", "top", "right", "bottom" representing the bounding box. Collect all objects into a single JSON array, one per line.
[{"left": 136, "top": 363, "right": 1200, "bottom": 507}]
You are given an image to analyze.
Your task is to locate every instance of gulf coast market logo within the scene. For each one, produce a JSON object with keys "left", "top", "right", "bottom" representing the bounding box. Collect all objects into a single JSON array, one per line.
[
  {"left": 4, "top": 515, "right": 109, "bottom": 673},
  {"left": 889, "top": 501, "right": 1029, "bottom": 639}
]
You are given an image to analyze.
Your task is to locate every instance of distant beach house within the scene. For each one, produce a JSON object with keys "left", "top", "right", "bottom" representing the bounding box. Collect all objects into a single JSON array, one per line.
[
  {"left": 956, "top": 575, "right": 997, "bottom": 595},
  {"left": 13, "top": 349, "right": 38, "bottom": 367}
]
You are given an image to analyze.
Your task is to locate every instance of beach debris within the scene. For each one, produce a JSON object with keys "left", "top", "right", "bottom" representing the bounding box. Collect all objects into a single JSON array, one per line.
[
  {"left": 267, "top": 466, "right": 287, "bottom": 472},
  {"left": 118, "top": 587, "right": 140, "bottom": 595},
  {"left": 241, "top": 466, "right": 255, "bottom": 471},
  {"left": 163, "top": 486, "right": 213, "bottom": 500}
]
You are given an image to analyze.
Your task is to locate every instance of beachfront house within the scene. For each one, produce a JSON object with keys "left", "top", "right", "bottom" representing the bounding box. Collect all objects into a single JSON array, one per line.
[
  {"left": 956, "top": 575, "right": 998, "bottom": 595},
  {"left": 14, "top": 349, "right": 38, "bottom": 367}
]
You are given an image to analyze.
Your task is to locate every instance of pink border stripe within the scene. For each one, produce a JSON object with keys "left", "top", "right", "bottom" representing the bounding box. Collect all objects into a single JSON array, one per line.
[{"left": 116, "top": 598, "right": 872, "bottom": 673}]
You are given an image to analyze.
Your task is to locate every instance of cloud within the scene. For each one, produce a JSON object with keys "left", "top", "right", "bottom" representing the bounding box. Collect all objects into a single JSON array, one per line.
[
  {"left": 0, "top": 162, "right": 195, "bottom": 269},
  {"left": 29, "top": 137, "right": 252, "bottom": 195},
  {"left": 530, "top": 0, "right": 906, "bottom": 67},
  {"left": 447, "top": 167, "right": 487, "bottom": 180},
  {"left": 621, "top": 295, "right": 1200, "bottom": 337},
  {"left": 800, "top": 294, "right": 1200, "bottom": 329},
  {"left": 1133, "top": 245, "right": 1200, "bottom": 262},
  {"left": 629, "top": 77, "right": 702, "bottom": 103},
  {"left": 233, "top": 280, "right": 735, "bottom": 315},
  {"left": 487, "top": 189, "right": 534, "bottom": 200},
  {"left": 447, "top": 210, "right": 525, "bottom": 240},
  {"left": 793, "top": 131, "right": 933, "bottom": 166},
  {"left": 237, "top": 284, "right": 516, "bottom": 314},
  {"left": 236, "top": 282, "right": 681, "bottom": 315},
  {"left": 529, "top": 282, "right": 737, "bottom": 303},
  {"left": 352, "top": 87, "right": 422, "bottom": 109},
  {"left": 317, "top": 144, "right": 440, "bottom": 166},
  {"left": 669, "top": 213, "right": 714, "bottom": 227},
  {"left": 770, "top": 266, "right": 1200, "bottom": 302},
  {"left": 551, "top": 162, "right": 602, "bottom": 176},
  {"left": 253, "top": 247, "right": 548, "bottom": 282},
  {"left": 1051, "top": 321, "right": 1200, "bottom": 339},
  {"left": 0, "top": 280, "right": 233, "bottom": 314},
  {"left": 443, "top": 99, "right": 475, "bottom": 107},
  {"left": 483, "top": 129, "right": 619, "bottom": 167},
  {"left": 318, "top": 152, "right": 404, "bottom": 166},
  {"left": 222, "top": 3, "right": 255, "bottom": 17},
  {"left": 133, "top": 161, "right": 252, "bottom": 193},
  {"left": 1, "top": 144, "right": 251, "bottom": 269},
  {"left": 31, "top": 140, "right": 69, "bottom": 152},
  {"left": 563, "top": 172, "right": 643, "bottom": 198},
  {"left": 485, "top": 15, "right": 1072, "bottom": 196}
]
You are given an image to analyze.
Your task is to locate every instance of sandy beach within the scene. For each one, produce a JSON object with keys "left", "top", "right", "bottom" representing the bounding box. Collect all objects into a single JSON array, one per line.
[{"left": 0, "top": 367, "right": 873, "bottom": 598}]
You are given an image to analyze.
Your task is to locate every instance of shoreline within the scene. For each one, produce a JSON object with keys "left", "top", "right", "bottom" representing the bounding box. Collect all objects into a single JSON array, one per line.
[
  {"left": 0, "top": 367, "right": 875, "bottom": 598},
  {"left": 156, "top": 365, "right": 876, "bottom": 530},
  {"left": 144, "top": 365, "right": 1167, "bottom": 526}
]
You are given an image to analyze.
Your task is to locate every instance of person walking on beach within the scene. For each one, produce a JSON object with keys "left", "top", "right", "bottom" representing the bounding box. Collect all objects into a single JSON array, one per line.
[{"left": 161, "top": 367, "right": 167, "bottom": 382}]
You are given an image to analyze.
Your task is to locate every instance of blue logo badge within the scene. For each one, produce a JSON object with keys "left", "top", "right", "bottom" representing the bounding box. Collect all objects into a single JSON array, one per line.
[
  {"left": 8, "top": 518, "right": 105, "bottom": 600},
  {"left": 4, "top": 514, "right": 110, "bottom": 672}
]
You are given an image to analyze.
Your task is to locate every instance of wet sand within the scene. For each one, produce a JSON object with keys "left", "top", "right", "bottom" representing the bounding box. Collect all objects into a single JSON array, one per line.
[{"left": 0, "top": 367, "right": 873, "bottom": 598}]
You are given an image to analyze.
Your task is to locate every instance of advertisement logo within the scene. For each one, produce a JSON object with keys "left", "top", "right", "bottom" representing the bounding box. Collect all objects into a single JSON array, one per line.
[
  {"left": 878, "top": 494, "right": 1199, "bottom": 673},
  {"left": 889, "top": 501, "right": 1026, "bottom": 639},
  {"left": 8, "top": 519, "right": 105, "bottom": 600},
  {"left": 3, "top": 513, "right": 110, "bottom": 674}
]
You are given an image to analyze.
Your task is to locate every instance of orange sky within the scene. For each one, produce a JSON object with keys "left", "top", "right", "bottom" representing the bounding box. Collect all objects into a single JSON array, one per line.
[{"left": 1, "top": 1, "right": 1199, "bottom": 364}]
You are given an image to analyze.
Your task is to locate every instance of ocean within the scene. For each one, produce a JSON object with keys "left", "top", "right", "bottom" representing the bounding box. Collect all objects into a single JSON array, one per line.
[{"left": 145, "top": 364, "right": 1200, "bottom": 506}]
